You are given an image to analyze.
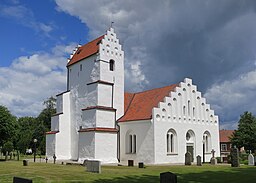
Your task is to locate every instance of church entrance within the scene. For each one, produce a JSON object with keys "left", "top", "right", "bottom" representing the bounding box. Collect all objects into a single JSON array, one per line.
[
  {"left": 186, "top": 144, "right": 194, "bottom": 162},
  {"left": 186, "top": 130, "right": 195, "bottom": 162}
]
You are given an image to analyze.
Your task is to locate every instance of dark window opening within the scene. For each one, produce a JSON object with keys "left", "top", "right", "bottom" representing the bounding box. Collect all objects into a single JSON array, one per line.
[{"left": 110, "top": 60, "right": 115, "bottom": 71}]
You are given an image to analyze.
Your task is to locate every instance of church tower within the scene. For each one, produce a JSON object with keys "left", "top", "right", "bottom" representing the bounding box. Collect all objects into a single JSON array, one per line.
[{"left": 46, "top": 28, "right": 124, "bottom": 163}]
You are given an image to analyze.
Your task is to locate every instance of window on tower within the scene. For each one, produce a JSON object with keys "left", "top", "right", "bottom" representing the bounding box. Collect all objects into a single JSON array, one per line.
[{"left": 109, "top": 59, "right": 115, "bottom": 71}]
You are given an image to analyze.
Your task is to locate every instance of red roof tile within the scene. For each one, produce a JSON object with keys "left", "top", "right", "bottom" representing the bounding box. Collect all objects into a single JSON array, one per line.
[
  {"left": 67, "top": 35, "right": 104, "bottom": 67},
  {"left": 118, "top": 84, "right": 178, "bottom": 122},
  {"left": 46, "top": 131, "right": 59, "bottom": 135},
  {"left": 219, "top": 130, "right": 234, "bottom": 142}
]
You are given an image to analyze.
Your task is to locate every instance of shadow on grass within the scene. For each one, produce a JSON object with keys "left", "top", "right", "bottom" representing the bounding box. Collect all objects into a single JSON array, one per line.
[
  {"left": 92, "top": 166, "right": 256, "bottom": 183},
  {"left": 92, "top": 174, "right": 158, "bottom": 183}
]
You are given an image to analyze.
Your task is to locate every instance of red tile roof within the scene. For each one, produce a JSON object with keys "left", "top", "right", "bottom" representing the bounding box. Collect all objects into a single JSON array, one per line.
[
  {"left": 67, "top": 35, "right": 104, "bottom": 67},
  {"left": 118, "top": 84, "right": 178, "bottom": 122},
  {"left": 219, "top": 130, "right": 234, "bottom": 142}
]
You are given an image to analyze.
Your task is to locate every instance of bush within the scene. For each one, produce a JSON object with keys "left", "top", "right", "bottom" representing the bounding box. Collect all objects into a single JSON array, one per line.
[{"left": 216, "top": 157, "right": 221, "bottom": 163}]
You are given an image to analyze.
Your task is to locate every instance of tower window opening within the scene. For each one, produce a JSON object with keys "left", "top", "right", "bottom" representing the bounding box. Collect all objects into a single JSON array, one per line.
[{"left": 110, "top": 60, "right": 115, "bottom": 71}]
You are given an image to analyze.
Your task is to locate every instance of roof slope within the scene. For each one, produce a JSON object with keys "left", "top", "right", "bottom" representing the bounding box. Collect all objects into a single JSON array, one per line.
[
  {"left": 67, "top": 35, "right": 104, "bottom": 67},
  {"left": 219, "top": 130, "right": 234, "bottom": 142},
  {"left": 118, "top": 84, "right": 178, "bottom": 122}
]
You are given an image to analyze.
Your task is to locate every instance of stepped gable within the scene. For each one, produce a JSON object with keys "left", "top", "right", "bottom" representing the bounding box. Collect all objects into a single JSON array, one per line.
[
  {"left": 118, "top": 84, "right": 178, "bottom": 122},
  {"left": 67, "top": 35, "right": 104, "bottom": 67}
]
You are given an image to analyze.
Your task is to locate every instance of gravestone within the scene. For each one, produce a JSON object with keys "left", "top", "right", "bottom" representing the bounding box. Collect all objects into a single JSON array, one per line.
[
  {"left": 230, "top": 147, "right": 240, "bottom": 167},
  {"left": 210, "top": 149, "right": 217, "bottom": 165},
  {"left": 160, "top": 172, "right": 177, "bottom": 183},
  {"left": 86, "top": 160, "right": 101, "bottom": 173},
  {"left": 53, "top": 154, "right": 56, "bottom": 164},
  {"left": 138, "top": 162, "right": 144, "bottom": 168},
  {"left": 248, "top": 151, "right": 254, "bottom": 166},
  {"left": 196, "top": 155, "right": 202, "bottom": 166},
  {"left": 128, "top": 160, "right": 134, "bottom": 166},
  {"left": 13, "top": 177, "right": 32, "bottom": 183},
  {"left": 23, "top": 160, "right": 28, "bottom": 166},
  {"left": 185, "top": 151, "right": 192, "bottom": 165}
]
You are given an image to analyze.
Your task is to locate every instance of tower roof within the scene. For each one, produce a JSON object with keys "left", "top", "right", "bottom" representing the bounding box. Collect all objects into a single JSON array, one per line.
[
  {"left": 118, "top": 84, "right": 178, "bottom": 122},
  {"left": 67, "top": 35, "right": 104, "bottom": 67}
]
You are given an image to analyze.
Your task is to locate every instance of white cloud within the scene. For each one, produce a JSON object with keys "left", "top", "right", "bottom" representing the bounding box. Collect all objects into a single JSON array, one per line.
[
  {"left": 54, "top": 0, "right": 256, "bottom": 129},
  {"left": 204, "top": 70, "right": 256, "bottom": 129},
  {"left": 0, "top": 43, "right": 76, "bottom": 117}
]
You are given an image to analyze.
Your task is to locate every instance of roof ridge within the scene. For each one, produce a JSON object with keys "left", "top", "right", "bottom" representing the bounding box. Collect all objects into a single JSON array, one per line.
[
  {"left": 118, "top": 93, "right": 135, "bottom": 121},
  {"left": 128, "top": 84, "right": 178, "bottom": 95}
]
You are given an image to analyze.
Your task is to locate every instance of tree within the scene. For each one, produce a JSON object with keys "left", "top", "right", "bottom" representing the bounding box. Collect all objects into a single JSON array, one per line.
[
  {"left": 230, "top": 111, "right": 256, "bottom": 152},
  {"left": 0, "top": 105, "right": 17, "bottom": 147},
  {"left": 16, "top": 117, "right": 36, "bottom": 154},
  {"left": 37, "top": 96, "right": 56, "bottom": 130}
]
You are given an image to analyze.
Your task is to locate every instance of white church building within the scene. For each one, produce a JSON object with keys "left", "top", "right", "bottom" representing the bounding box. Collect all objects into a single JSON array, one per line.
[{"left": 46, "top": 28, "right": 220, "bottom": 164}]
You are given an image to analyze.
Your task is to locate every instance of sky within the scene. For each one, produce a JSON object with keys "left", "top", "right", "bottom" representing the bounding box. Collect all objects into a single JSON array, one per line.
[{"left": 1, "top": 0, "right": 256, "bottom": 129}]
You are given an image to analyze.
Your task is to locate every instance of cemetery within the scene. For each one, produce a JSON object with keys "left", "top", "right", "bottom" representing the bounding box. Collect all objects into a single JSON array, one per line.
[{"left": 0, "top": 151, "right": 256, "bottom": 182}]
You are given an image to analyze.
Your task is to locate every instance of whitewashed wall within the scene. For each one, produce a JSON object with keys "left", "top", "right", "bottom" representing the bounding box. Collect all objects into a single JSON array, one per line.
[
  {"left": 119, "top": 120, "right": 154, "bottom": 164},
  {"left": 152, "top": 78, "right": 220, "bottom": 164},
  {"left": 95, "top": 132, "right": 118, "bottom": 164}
]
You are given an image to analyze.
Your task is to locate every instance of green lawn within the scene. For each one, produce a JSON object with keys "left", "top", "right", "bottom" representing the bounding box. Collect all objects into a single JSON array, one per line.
[{"left": 0, "top": 161, "right": 255, "bottom": 182}]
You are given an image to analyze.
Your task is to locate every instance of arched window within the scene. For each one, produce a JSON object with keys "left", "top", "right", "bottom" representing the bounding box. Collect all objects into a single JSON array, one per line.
[
  {"left": 183, "top": 106, "right": 186, "bottom": 116},
  {"left": 167, "top": 129, "right": 177, "bottom": 154},
  {"left": 203, "top": 131, "right": 211, "bottom": 153},
  {"left": 109, "top": 59, "right": 115, "bottom": 71},
  {"left": 126, "top": 131, "right": 137, "bottom": 154}
]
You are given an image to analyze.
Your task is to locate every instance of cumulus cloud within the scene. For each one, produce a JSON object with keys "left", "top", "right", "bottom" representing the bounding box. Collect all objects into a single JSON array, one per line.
[
  {"left": 0, "top": 43, "right": 76, "bottom": 117},
  {"left": 55, "top": 0, "right": 256, "bottom": 128},
  {"left": 205, "top": 70, "right": 256, "bottom": 129}
]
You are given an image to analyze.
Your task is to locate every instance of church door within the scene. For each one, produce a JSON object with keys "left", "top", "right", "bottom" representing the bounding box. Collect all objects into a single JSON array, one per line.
[{"left": 186, "top": 145, "right": 194, "bottom": 162}]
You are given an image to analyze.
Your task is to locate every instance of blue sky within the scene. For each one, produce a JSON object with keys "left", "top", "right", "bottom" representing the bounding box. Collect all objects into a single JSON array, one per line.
[
  {"left": 0, "top": 0, "right": 87, "bottom": 67},
  {"left": 1, "top": 0, "right": 256, "bottom": 129}
]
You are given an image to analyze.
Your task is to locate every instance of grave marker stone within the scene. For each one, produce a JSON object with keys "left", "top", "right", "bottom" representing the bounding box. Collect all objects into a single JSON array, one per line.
[
  {"left": 196, "top": 155, "right": 202, "bottom": 166},
  {"left": 185, "top": 151, "right": 192, "bottom": 165},
  {"left": 128, "top": 160, "right": 134, "bottom": 166},
  {"left": 248, "top": 151, "right": 254, "bottom": 166},
  {"left": 86, "top": 160, "right": 101, "bottom": 173},
  {"left": 230, "top": 147, "right": 240, "bottom": 167},
  {"left": 138, "top": 162, "right": 144, "bottom": 168},
  {"left": 13, "top": 177, "right": 32, "bottom": 183},
  {"left": 160, "top": 172, "right": 177, "bottom": 183},
  {"left": 210, "top": 149, "right": 217, "bottom": 165}
]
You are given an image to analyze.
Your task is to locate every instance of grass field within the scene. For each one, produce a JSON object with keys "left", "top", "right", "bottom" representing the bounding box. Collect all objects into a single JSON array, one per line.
[{"left": 0, "top": 160, "right": 255, "bottom": 182}]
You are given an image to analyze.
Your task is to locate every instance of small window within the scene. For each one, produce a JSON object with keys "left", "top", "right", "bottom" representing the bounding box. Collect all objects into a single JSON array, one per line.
[
  {"left": 80, "top": 64, "right": 82, "bottom": 71},
  {"left": 109, "top": 60, "right": 115, "bottom": 71},
  {"left": 221, "top": 144, "right": 227, "bottom": 151}
]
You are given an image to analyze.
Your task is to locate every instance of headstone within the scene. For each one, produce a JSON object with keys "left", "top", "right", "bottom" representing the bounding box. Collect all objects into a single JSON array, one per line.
[
  {"left": 128, "top": 160, "right": 134, "bottom": 166},
  {"left": 210, "top": 149, "right": 217, "bottom": 165},
  {"left": 185, "top": 151, "right": 192, "bottom": 165},
  {"left": 138, "top": 162, "right": 144, "bottom": 168},
  {"left": 230, "top": 147, "right": 240, "bottom": 167},
  {"left": 53, "top": 154, "right": 56, "bottom": 164},
  {"left": 160, "top": 172, "right": 177, "bottom": 183},
  {"left": 86, "top": 160, "right": 101, "bottom": 173},
  {"left": 13, "top": 177, "right": 32, "bottom": 183},
  {"left": 196, "top": 155, "right": 202, "bottom": 166},
  {"left": 248, "top": 152, "right": 254, "bottom": 166},
  {"left": 23, "top": 160, "right": 28, "bottom": 166},
  {"left": 45, "top": 157, "right": 48, "bottom": 163}
]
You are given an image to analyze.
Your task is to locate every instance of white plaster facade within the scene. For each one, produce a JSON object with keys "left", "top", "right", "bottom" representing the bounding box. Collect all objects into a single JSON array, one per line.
[{"left": 46, "top": 28, "right": 220, "bottom": 164}]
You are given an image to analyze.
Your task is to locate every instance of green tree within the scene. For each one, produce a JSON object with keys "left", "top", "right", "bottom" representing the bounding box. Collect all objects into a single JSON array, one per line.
[
  {"left": 231, "top": 111, "right": 256, "bottom": 151},
  {"left": 2, "top": 141, "right": 14, "bottom": 154},
  {"left": 0, "top": 105, "right": 17, "bottom": 147},
  {"left": 16, "top": 117, "right": 36, "bottom": 154},
  {"left": 37, "top": 96, "right": 56, "bottom": 130},
  {"left": 33, "top": 97, "right": 56, "bottom": 155}
]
